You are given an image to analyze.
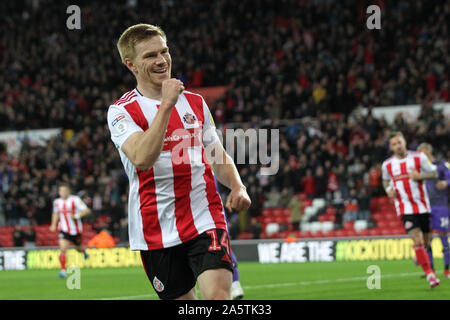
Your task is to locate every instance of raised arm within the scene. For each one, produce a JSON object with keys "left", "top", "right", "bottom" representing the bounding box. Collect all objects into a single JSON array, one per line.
[{"left": 116, "top": 79, "right": 184, "bottom": 171}]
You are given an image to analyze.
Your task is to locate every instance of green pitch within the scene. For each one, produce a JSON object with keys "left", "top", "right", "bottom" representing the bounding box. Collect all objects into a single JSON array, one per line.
[{"left": 1, "top": 259, "right": 449, "bottom": 300}]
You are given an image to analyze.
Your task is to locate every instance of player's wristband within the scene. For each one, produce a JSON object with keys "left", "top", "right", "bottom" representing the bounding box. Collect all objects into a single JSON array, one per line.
[
  {"left": 74, "top": 213, "right": 81, "bottom": 219},
  {"left": 385, "top": 186, "right": 393, "bottom": 194}
]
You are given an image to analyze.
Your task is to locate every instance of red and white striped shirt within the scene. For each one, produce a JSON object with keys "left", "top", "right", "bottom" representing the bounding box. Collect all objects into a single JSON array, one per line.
[
  {"left": 53, "top": 195, "right": 88, "bottom": 235},
  {"left": 382, "top": 151, "right": 436, "bottom": 216},
  {"left": 107, "top": 89, "right": 227, "bottom": 250}
]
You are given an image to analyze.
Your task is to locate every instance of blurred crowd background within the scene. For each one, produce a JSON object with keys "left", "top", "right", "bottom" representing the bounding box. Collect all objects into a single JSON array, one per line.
[{"left": 0, "top": 0, "right": 449, "bottom": 245}]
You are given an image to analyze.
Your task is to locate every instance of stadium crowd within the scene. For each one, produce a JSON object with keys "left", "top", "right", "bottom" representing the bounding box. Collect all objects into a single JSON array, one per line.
[{"left": 0, "top": 0, "right": 449, "bottom": 243}]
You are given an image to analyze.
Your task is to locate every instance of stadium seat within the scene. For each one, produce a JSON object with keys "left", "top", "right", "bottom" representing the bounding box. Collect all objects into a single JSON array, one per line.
[
  {"left": 312, "top": 198, "right": 325, "bottom": 209},
  {"left": 309, "top": 222, "right": 322, "bottom": 233},
  {"left": 323, "top": 230, "right": 336, "bottom": 237},
  {"left": 300, "top": 222, "right": 312, "bottom": 232},
  {"left": 262, "top": 209, "right": 274, "bottom": 217},
  {"left": 273, "top": 208, "right": 284, "bottom": 216},
  {"left": 354, "top": 220, "right": 368, "bottom": 231},
  {"left": 377, "top": 220, "right": 390, "bottom": 228},
  {"left": 310, "top": 231, "right": 324, "bottom": 238},
  {"left": 320, "top": 221, "right": 334, "bottom": 232},
  {"left": 368, "top": 228, "right": 382, "bottom": 236},
  {"left": 304, "top": 206, "right": 317, "bottom": 216},
  {"left": 300, "top": 231, "right": 312, "bottom": 238},
  {"left": 334, "top": 229, "right": 346, "bottom": 237},
  {"left": 265, "top": 223, "right": 280, "bottom": 236},
  {"left": 343, "top": 229, "right": 357, "bottom": 237},
  {"left": 343, "top": 221, "right": 354, "bottom": 230},
  {"left": 355, "top": 229, "right": 370, "bottom": 236}
]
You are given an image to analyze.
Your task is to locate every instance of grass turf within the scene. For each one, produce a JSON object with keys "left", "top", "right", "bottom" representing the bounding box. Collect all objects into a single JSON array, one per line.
[{"left": 0, "top": 259, "right": 449, "bottom": 300}]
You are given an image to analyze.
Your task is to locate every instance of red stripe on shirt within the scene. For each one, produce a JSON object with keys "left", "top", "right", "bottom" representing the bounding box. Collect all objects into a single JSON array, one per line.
[
  {"left": 400, "top": 162, "right": 419, "bottom": 214},
  {"left": 201, "top": 151, "right": 227, "bottom": 230},
  {"left": 185, "top": 92, "right": 226, "bottom": 229},
  {"left": 125, "top": 100, "right": 163, "bottom": 249},
  {"left": 72, "top": 200, "right": 80, "bottom": 234},
  {"left": 414, "top": 156, "right": 429, "bottom": 212},
  {"left": 387, "top": 162, "right": 405, "bottom": 215},
  {"left": 170, "top": 107, "right": 198, "bottom": 242},
  {"left": 62, "top": 202, "right": 71, "bottom": 234}
]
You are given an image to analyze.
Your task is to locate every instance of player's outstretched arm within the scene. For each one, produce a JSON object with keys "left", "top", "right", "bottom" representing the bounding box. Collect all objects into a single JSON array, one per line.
[
  {"left": 49, "top": 212, "right": 59, "bottom": 232},
  {"left": 76, "top": 208, "right": 91, "bottom": 219},
  {"left": 207, "top": 140, "right": 251, "bottom": 213},
  {"left": 121, "top": 79, "right": 184, "bottom": 171}
]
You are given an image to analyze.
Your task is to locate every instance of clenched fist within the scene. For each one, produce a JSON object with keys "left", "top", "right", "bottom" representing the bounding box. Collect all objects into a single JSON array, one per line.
[
  {"left": 225, "top": 185, "right": 251, "bottom": 213},
  {"left": 161, "top": 78, "right": 185, "bottom": 109}
]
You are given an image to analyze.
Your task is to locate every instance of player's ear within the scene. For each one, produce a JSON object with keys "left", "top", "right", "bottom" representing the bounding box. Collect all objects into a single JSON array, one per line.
[{"left": 124, "top": 58, "right": 138, "bottom": 74}]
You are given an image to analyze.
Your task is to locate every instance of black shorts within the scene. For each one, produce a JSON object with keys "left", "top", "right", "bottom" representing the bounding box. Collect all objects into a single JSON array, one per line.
[
  {"left": 59, "top": 232, "right": 82, "bottom": 246},
  {"left": 140, "top": 228, "right": 233, "bottom": 300},
  {"left": 401, "top": 213, "right": 431, "bottom": 233}
]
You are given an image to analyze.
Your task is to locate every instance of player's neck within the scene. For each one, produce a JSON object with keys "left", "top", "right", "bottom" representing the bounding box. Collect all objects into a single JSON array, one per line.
[
  {"left": 136, "top": 82, "right": 162, "bottom": 101},
  {"left": 395, "top": 150, "right": 408, "bottom": 159}
]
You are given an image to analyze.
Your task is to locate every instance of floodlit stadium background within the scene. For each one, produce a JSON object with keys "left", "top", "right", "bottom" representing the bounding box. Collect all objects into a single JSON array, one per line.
[{"left": 0, "top": 0, "right": 449, "bottom": 299}]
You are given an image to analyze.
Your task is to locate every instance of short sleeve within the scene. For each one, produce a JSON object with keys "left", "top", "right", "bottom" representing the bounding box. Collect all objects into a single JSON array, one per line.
[
  {"left": 201, "top": 98, "right": 220, "bottom": 147},
  {"left": 107, "top": 105, "right": 144, "bottom": 150},
  {"left": 53, "top": 200, "right": 59, "bottom": 214},
  {"left": 75, "top": 196, "right": 88, "bottom": 212},
  {"left": 381, "top": 162, "right": 390, "bottom": 180},
  {"left": 419, "top": 152, "right": 437, "bottom": 173}
]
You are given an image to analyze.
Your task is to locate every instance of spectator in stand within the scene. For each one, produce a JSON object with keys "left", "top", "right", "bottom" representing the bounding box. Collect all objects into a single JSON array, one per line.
[
  {"left": 314, "top": 166, "right": 328, "bottom": 199},
  {"left": 288, "top": 195, "right": 303, "bottom": 231},
  {"left": 263, "top": 187, "right": 281, "bottom": 209},
  {"left": 279, "top": 187, "right": 293, "bottom": 208},
  {"left": 357, "top": 187, "right": 371, "bottom": 221},
  {"left": 343, "top": 189, "right": 359, "bottom": 223},
  {"left": 248, "top": 217, "right": 262, "bottom": 239},
  {"left": 301, "top": 169, "right": 315, "bottom": 199},
  {"left": 22, "top": 225, "right": 36, "bottom": 247},
  {"left": 12, "top": 225, "right": 25, "bottom": 247},
  {"left": 107, "top": 199, "right": 124, "bottom": 238},
  {"left": 88, "top": 228, "right": 115, "bottom": 249}
]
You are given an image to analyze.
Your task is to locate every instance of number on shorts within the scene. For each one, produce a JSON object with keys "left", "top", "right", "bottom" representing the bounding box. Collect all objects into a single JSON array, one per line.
[{"left": 206, "top": 230, "right": 231, "bottom": 255}]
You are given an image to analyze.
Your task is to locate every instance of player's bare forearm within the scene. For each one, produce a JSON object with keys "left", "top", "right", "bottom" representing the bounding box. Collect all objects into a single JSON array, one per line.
[
  {"left": 208, "top": 142, "right": 251, "bottom": 212},
  {"left": 79, "top": 208, "right": 91, "bottom": 219},
  {"left": 383, "top": 180, "right": 395, "bottom": 198},
  {"left": 208, "top": 142, "right": 245, "bottom": 191},
  {"left": 50, "top": 213, "right": 59, "bottom": 231},
  {"left": 122, "top": 107, "right": 172, "bottom": 170},
  {"left": 419, "top": 171, "right": 438, "bottom": 180}
]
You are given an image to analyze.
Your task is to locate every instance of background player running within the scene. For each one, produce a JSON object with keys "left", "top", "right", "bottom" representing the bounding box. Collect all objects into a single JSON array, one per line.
[
  {"left": 417, "top": 143, "right": 450, "bottom": 278},
  {"left": 382, "top": 132, "right": 440, "bottom": 288},
  {"left": 49, "top": 183, "right": 91, "bottom": 278}
]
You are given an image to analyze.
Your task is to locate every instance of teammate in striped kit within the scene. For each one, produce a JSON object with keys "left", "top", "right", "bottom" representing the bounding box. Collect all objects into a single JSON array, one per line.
[
  {"left": 108, "top": 24, "right": 251, "bottom": 300},
  {"left": 417, "top": 143, "right": 450, "bottom": 278},
  {"left": 382, "top": 132, "right": 440, "bottom": 288},
  {"left": 49, "top": 183, "right": 91, "bottom": 278}
]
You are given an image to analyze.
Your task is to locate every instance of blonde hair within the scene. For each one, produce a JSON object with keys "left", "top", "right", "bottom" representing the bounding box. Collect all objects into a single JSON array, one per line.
[{"left": 117, "top": 23, "right": 166, "bottom": 64}]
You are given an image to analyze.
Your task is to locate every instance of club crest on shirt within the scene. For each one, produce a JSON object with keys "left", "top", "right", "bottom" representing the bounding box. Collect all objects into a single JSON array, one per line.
[
  {"left": 153, "top": 276, "right": 164, "bottom": 292},
  {"left": 182, "top": 113, "right": 197, "bottom": 125}
]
